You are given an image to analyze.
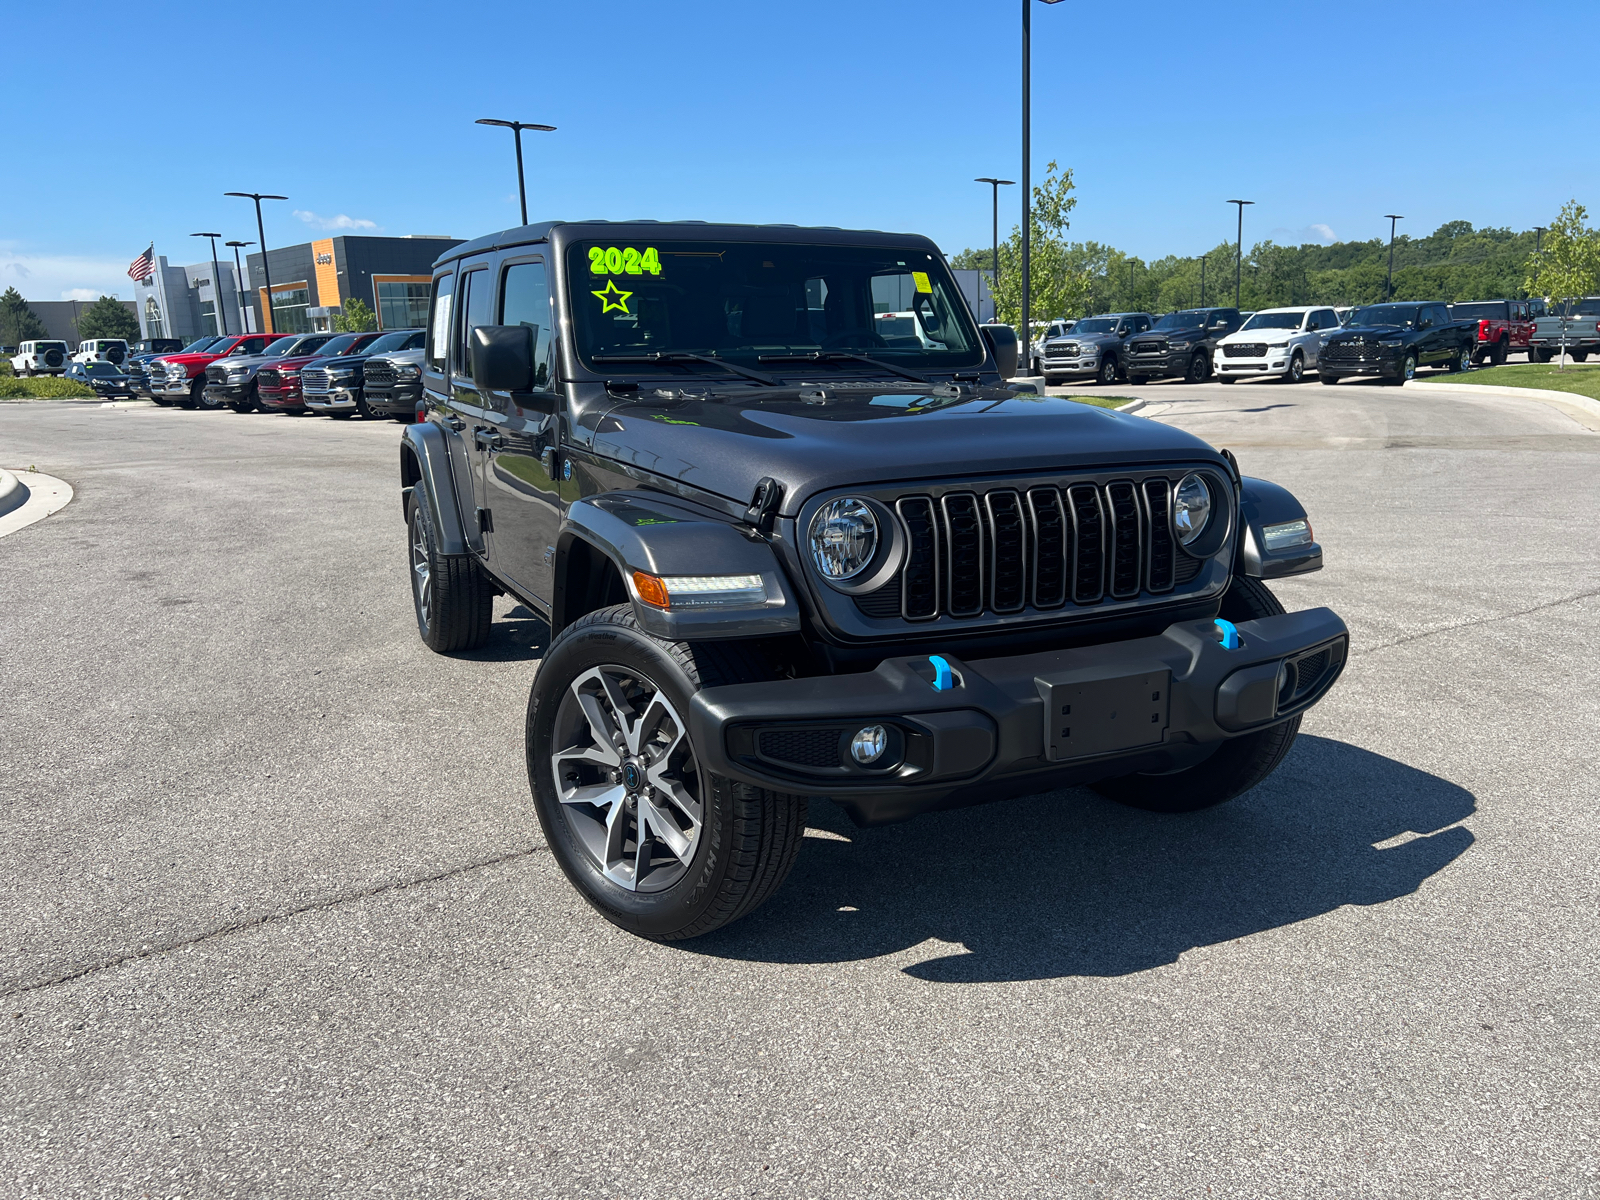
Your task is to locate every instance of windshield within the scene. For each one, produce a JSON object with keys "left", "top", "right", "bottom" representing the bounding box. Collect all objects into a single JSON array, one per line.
[
  {"left": 1450, "top": 302, "right": 1507, "bottom": 321},
  {"left": 1241, "top": 311, "right": 1306, "bottom": 331},
  {"left": 180, "top": 337, "right": 219, "bottom": 353},
  {"left": 1072, "top": 318, "right": 1120, "bottom": 335},
  {"left": 1152, "top": 311, "right": 1207, "bottom": 331},
  {"left": 262, "top": 336, "right": 300, "bottom": 357},
  {"left": 566, "top": 239, "right": 982, "bottom": 374},
  {"left": 316, "top": 334, "right": 363, "bottom": 356},
  {"left": 85, "top": 362, "right": 120, "bottom": 376},
  {"left": 364, "top": 330, "right": 421, "bottom": 354},
  {"left": 1348, "top": 305, "right": 1420, "bottom": 328},
  {"left": 38, "top": 342, "right": 69, "bottom": 351},
  {"left": 1562, "top": 298, "right": 1600, "bottom": 316}
]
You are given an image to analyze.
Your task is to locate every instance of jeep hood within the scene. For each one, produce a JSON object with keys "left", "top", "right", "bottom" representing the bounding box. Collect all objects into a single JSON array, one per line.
[{"left": 582, "top": 385, "right": 1225, "bottom": 511}]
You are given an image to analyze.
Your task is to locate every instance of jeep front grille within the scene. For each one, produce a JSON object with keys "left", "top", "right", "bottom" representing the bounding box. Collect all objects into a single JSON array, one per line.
[{"left": 861, "top": 476, "right": 1206, "bottom": 623}]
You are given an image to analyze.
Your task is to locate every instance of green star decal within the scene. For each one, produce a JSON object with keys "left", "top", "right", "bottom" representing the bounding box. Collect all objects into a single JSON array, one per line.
[{"left": 591, "top": 280, "right": 633, "bottom": 314}]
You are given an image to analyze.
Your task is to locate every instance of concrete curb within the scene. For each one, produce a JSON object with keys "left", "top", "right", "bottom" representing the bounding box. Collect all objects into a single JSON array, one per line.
[
  {"left": 1116, "top": 398, "right": 1148, "bottom": 414},
  {"left": 1403, "top": 379, "right": 1600, "bottom": 427},
  {"left": 0, "top": 469, "right": 22, "bottom": 518},
  {"left": 0, "top": 470, "right": 74, "bottom": 539}
]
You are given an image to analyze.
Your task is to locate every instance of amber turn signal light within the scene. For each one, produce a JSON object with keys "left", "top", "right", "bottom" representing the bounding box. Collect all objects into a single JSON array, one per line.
[{"left": 632, "top": 571, "right": 671, "bottom": 609}]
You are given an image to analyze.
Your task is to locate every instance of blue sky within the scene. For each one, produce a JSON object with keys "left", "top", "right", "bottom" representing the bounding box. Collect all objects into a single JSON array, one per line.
[{"left": 5, "top": 0, "right": 1596, "bottom": 301}]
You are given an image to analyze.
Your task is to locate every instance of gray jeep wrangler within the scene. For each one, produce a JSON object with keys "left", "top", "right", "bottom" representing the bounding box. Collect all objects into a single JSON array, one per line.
[{"left": 400, "top": 220, "right": 1345, "bottom": 940}]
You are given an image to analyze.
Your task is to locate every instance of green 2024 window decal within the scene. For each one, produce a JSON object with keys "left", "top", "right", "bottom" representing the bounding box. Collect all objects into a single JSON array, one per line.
[{"left": 588, "top": 246, "right": 662, "bottom": 276}]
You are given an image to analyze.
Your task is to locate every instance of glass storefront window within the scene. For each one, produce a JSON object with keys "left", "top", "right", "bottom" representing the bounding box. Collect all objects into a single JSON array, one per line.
[
  {"left": 200, "top": 300, "right": 217, "bottom": 337},
  {"left": 270, "top": 286, "right": 311, "bottom": 335},
  {"left": 376, "top": 280, "right": 431, "bottom": 330},
  {"left": 144, "top": 297, "right": 164, "bottom": 338}
]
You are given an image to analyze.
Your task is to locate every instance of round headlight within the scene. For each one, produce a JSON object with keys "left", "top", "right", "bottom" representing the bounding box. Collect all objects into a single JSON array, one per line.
[
  {"left": 809, "top": 497, "right": 878, "bottom": 581},
  {"left": 1173, "top": 473, "right": 1212, "bottom": 546}
]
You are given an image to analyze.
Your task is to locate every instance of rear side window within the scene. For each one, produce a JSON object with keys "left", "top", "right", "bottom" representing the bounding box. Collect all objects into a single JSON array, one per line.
[
  {"left": 501, "top": 261, "right": 555, "bottom": 392},
  {"left": 453, "top": 268, "right": 493, "bottom": 377},
  {"left": 427, "top": 273, "right": 454, "bottom": 372}
]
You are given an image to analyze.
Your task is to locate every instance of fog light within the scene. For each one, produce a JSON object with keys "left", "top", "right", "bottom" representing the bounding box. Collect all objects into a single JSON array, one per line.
[{"left": 849, "top": 725, "right": 887, "bottom": 764}]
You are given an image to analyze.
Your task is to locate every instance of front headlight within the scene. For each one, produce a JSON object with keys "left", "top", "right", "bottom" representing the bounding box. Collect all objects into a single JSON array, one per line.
[
  {"left": 1173, "top": 473, "right": 1212, "bottom": 546},
  {"left": 1262, "top": 518, "right": 1312, "bottom": 551},
  {"left": 809, "top": 497, "right": 878, "bottom": 581},
  {"left": 395, "top": 364, "right": 421, "bottom": 378}
]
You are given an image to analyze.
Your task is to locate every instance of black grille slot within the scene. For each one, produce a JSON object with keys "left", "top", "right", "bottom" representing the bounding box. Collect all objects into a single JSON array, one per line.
[
  {"left": 854, "top": 578, "right": 901, "bottom": 619},
  {"left": 1028, "top": 487, "right": 1068, "bottom": 608},
  {"left": 896, "top": 497, "right": 940, "bottom": 620},
  {"left": 258, "top": 368, "right": 280, "bottom": 387},
  {"left": 758, "top": 728, "right": 843, "bottom": 768},
  {"left": 1105, "top": 481, "right": 1142, "bottom": 599},
  {"left": 986, "top": 491, "right": 1027, "bottom": 613},
  {"left": 941, "top": 493, "right": 984, "bottom": 617},
  {"left": 1279, "top": 647, "right": 1336, "bottom": 707},
  {"left": 364, "top": 360, "right": 396, "bottom": 385},
  {"left": 1174, "top": 554, "right": 1203, "bottom": 583},
  {"left": 1142, "top": 479, "right": 1175, "bottom": 593},
  {"left": 1066, "top": 484, "right": 1105, "bottom": 604}
]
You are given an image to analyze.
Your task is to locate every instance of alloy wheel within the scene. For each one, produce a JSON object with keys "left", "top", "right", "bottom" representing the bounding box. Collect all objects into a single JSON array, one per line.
[
  {"left": 550, "top": 665, "right": 702, "bottom": 893},
  {"left": 409, "top": 507, "right": 432, "bottom": 633},
  {"left": 1460, "top": 347, "right": 1472, "bottom": 371},
  {"left": 1403, "top": 355, "right": 1416, "bottom": 381}
]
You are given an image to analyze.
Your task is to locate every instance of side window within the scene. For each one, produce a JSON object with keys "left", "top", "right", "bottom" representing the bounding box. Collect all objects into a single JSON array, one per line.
[
  {"left": 1136, "top": 316, "right": 1151, "bottom": 333},
  {"left": 1429, "top": 304, "right": 1449, "bottom": 327},
  {"left": 501, "top": 261, "right": 555, "bottom": 392},
  {"left": 427, "top": 272, "right": 454, "bottom": 373},
  {"left": 453, "top": 267, "right": 492, "bottom": 378}
]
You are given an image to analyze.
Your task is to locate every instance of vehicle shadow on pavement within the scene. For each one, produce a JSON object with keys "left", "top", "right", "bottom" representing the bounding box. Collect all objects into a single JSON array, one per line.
[
  {"left": 690, "top": 735, "right": 1475, "bottom": 982},
  {"left": 456, "top": 604, "right": 549, "bottom": 663}
]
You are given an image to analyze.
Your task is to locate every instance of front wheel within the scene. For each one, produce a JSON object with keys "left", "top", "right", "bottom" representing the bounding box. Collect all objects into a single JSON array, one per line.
[
  {"left": 1186, "top": 352, "right": 1209, "bottom": 383},
  {"left": 1319, "top": 372, "right": 1338, "bottom": 385},
  {"left": 1285, "top": 352, "right": 1304, "bottom": 383},
  {"left": 528, "top": 604, "right": 807, "bottom": 940},
  {"left": 1093, "top": 577, "right": 1300, "bottom": 813},
  {"left": 356, "top": 396, "right": 376, "bottom": 419},
  {"left": 1392, "top": 353, "right": 1417, "bottom": 385},
  {"left": 1096, "top": 356, "right": 1117, "bottom": 386}
]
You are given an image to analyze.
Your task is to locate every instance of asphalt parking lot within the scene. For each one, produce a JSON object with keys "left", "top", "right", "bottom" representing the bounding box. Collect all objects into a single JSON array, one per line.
[{"left": 3, "top": 382, "right": 1597, "bottom": 1199}]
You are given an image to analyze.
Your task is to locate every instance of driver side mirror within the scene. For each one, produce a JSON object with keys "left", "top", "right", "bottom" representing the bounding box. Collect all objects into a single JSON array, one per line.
[
  {"left": 981, "top": 323, "right": 1019, "bottom": 379},
  {"left": 470, "top": 324, "right": 533, "bottom": 391}
]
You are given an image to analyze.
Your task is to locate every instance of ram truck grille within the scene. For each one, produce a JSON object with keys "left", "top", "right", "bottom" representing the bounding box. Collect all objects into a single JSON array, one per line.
[
  {"left": 204, "top": 365, "right": 228, "bottom": 384},
  {"left": 1321, "top": 341, "right": 1378, "bottom": 363},
  {"left": 853, "top": 475, "right": 1210, "bottom": 623},
  {"left": 300, "top": 368, "right": 331, "bottom": 395},
  {"left": 1131, "top": 340, "right": 1165, "bottom": 355},
  {"left": 363, "top": 360, "right": 396, "bottom": 386},
  {"left": 1223, "top": 343, "right": 1268, "bottom": 358}
]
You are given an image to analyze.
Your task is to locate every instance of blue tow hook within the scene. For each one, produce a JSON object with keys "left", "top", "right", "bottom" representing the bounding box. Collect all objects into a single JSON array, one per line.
[
  {"left": 1214, "top": 618, "right": 1241, "bottom": 650},
  {"left": 928, "top": 655, "right": 955, "bottom": 690}
]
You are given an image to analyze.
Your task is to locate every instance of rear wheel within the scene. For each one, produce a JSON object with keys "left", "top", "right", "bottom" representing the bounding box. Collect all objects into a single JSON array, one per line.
[
  {"left": 1536, "top": 348, "right": 1555, "bottom": 363},
  {"left": 1574, "top": 351, "right": 1590, "bottom": 363},
  {"left": 407, "top": 492, "right": 492, "bottom": 653},
  {"left": 1491, "top": 337, "right": 1508, "bottom": 365},
  {"left": 528, "top": 604, "right": 806, "bottom": 940},
  {"left": 1447, "top": 345, "right": 1471, "bottom": 373},
  {"left": 1092, "top": 577, "right": 1301, "bottom": 813}
]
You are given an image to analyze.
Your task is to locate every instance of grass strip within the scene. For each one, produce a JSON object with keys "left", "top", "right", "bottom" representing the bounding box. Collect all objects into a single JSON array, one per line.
[{"left": 1449, "top": 363, "right": 1600, "bottom": 402}]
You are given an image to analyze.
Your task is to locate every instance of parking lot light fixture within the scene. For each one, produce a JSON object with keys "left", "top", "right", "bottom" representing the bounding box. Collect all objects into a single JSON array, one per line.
[
  {"left": 1021, "top": 0, "right": 1066, "bottom": 365},
  {"left": 225, "top": 193, "right": 288, "bottom": 334},
  {"left": 1532, "top": 225, "right": 1547, "bottom": 293},
  {"left": 974, "top": 178, "right": 1015, "bottom": 321},
  {"left": 225, "top": 241, "right": 254, "bottom": 333},
  {"left": 1227, "top": 200, "right": 1253, "bottom": 308},
  {"left": 1384, "top": 215, "right": 1404, "bottom": 301},
  {"left": 476, "top": 118, "right": 557, "bottom": 227},
  {"left": 190, "top": 232, "right": 229, "bottom": 336}
]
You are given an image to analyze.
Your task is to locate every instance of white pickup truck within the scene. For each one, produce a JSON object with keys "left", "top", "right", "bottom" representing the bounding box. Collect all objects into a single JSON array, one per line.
[{"left": 1213, "top": 307, "right": 1342, "bottom": 383}]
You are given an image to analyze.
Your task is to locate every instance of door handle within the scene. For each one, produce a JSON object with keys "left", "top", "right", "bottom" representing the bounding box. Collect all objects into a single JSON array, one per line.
[{"left": 474, "top": 428, "right": 503, "bottom": 449}]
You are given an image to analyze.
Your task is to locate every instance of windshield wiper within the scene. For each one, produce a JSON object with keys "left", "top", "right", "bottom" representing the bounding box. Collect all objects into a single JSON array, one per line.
[
  {"left": 757, "top": 350, "right": 930, "bottom": 384},
  {"left": 591, "top": 352, "right": 778, "bottom": 386}
]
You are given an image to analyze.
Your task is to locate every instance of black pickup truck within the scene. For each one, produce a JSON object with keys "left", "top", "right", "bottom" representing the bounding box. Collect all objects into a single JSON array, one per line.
[
  {"left": 1125, "top": 307, "right": 1244, "bottom": 385},
  {"left": 1318, "top": 302, "right": 1477, "bottom": 384},
  {"left": 400, "top": 219, "right": 1346, "bottom": 940}
]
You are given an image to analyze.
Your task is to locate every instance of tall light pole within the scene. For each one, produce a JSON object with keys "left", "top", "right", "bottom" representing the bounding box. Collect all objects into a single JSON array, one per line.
[
  {"left": 1532, "top": 225, "right": 1547, "bottom": 295},
  {"left": 224, "top": 193, "right": 287, "bottom": 334},
  {"left": 476, "top": 118, "right": 556, "bottom": 227},
  {"left": 1382, "top": 214, "right": 1408, "bottom": 302},
  {"left": 1021, "top": 0, "right": 1066, "bottom": 365},
  {"left": 1227, "top": 200, "right": 1253, "bottom": 308},
  {"left": 1200, "top": 254, "right": 1206, "bottom": 307},
  {"left": 190, "top": 232, "right": 229, "bottom": 335},
  {"left": 974, "top": 177, "right": 1014, "bottom": 323},
  {"left": 225, "top": 241, "right": 254, "bottom": 332}
]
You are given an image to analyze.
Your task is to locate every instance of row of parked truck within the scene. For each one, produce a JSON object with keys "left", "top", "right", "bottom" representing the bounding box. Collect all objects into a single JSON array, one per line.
[
  {"left": 1027, "top": 295, "right": 1598, "bottom": 386},
  {"left": 21, "top": 330, "right": 432, "bottom": 420}
]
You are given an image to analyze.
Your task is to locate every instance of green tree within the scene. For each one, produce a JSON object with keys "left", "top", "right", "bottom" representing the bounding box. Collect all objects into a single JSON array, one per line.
[
  {"left": 0, "top": 287, "right": 46, "bottom": 348},
  {"left": 985, "top": 162, "right": 1093, "bottom": 335},
  {"left": 1524, "top": 200, "right": 1599, "bottom": 370},
  {"left": 75, "top": 295, "right": 139, "bottom": 342},
  {"left": 332, "top": 297, "right": 377, "bottom": 333}
]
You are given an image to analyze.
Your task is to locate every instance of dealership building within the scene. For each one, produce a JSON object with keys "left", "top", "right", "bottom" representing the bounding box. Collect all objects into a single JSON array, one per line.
[{"left": 134, "top": 234, "right": 461, "bottom": 342}]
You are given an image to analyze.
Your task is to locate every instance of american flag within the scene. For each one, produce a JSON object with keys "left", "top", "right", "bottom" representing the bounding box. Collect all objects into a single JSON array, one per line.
[{"left": 127, "top": 245, "right": 154, "bottom": 282}]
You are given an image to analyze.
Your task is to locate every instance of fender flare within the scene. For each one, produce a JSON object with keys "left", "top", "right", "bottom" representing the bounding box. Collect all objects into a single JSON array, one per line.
[
  {"left": 399, "top": 421, "right": 470, "bottom": 556},
  {"left": 556, "top": 493, "right": 801, "bottom": 640},
  {"left": 1238, "top": 476, "right": 1323, "bottom": 579}
]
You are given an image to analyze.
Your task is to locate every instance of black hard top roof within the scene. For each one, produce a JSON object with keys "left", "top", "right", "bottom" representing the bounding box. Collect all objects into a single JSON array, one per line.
[{"left": 431, "top": 219, "right": 942, "bottom": 271}]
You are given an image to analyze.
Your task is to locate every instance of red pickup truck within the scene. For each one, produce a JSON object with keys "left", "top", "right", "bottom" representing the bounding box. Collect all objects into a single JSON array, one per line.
[
  {"left": 1448, "top": 300, "right": 1536, "bottom": 364},
  {"left": 147, "top": 334, "right": 280, "bottom": 407}
]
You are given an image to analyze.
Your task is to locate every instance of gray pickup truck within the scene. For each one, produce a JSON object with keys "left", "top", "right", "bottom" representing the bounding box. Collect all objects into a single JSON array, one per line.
[
  {"left": 1529, "top": 297, "right": 1600, "bottom": 362},
  {"left": 1039, "top": 312, "right": 1154, "bottom": 386}
]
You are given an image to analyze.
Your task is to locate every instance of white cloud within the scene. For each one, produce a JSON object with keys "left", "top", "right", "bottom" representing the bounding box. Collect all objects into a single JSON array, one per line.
[
  {"left": 1309, "top": 223, "right": 1336, "bottom": 244},
  {"left": 293, "top": 209, "right": 380, "bottom": 232},
  {"left": 0, "top": 253, "right": 129, "bottom": 302},
  {"left": 1269, "top": 223, "right": 1339, "bottom": 246},
  {"left": 62, "top": 288, "right": 101, "bottom": 301}
]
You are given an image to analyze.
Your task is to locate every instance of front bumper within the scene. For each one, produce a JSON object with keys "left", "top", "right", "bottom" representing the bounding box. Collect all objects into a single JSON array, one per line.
[
  {"left": 1319, "top": 355, "right": 1400, "bottom": 379},
  {"left": 150, "top": 377, "right": 195, "bottom": 396},
  {"left": 364, "top": 382, "right": 423, "bottom": 413},
  {"left": 203, "top": 381, "right": 251, "bottom": 403},
  {"left": 1041, "top": 356, "right": 1099, "bottom": 377},
  {"left": 690, "top": 607, "right": 1348, "bottom": 825},
  {"left": 259, "top": 387, "right": 304, "bottom": 410},
  {"left": 304, "top": 386, "right": 360, "bottom": 411},
  {"left": 1216, "top": 351, "right": 1293, "bottom": 377}
]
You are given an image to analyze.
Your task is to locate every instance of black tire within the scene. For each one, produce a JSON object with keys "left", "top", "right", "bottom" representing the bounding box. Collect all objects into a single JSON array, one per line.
[
  {"left": 1186, "top": 352, "right": 1209, "bottom": 383},
  {"left": 1536, "top": 349, "right": 1554, "bottom": 363},
  {"left": 407, "top": 491, "right": 493, "bottom": 653},
  {"left": 1127, "top": 373, "right": 1145, "bottom": 386},
  {"left": 1096, "top": 356, "right": 1117, "bottom": 386},
  {"left": 1490, "top": 338, "right": 1507, "bottom": 365},
  {"left": 1446, "top": 344, "right": 1471, "bottom": 373},
  {"left": 1392, "top": 353, "right": 1417, "bottom": 385},
  {"left": 1574, "top": 351, "right": 1590, "bottom": 363},
  {"left": 228, "top": 385, "right": 257, "bottom": 414},
  {"left": 1218, "top": 375, "right": 1237, "bottom": 384},
  {"left": 1093, "top": 576, "right": 1301, "bottom": 813},
  {"left": 356, "top": 396, "right": 376, "bottom": 419},
  {"left": 1285, "top": 351, "right": 1304, "bottom": 383},
  {"left": 527, "top": 603, "right": 807, "bottom": 940},
  {"left": 179, "top": 378, "right": 203, "bottom": 409},
  {"left": 1319, "top": 372, "right": 1338, "bottom": 385},
  {"left": 327, "top": 410, "right": 353, "bottom": 419},
  {"left": 392, "top": 413, "right": 413, "bottom": 424}
]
